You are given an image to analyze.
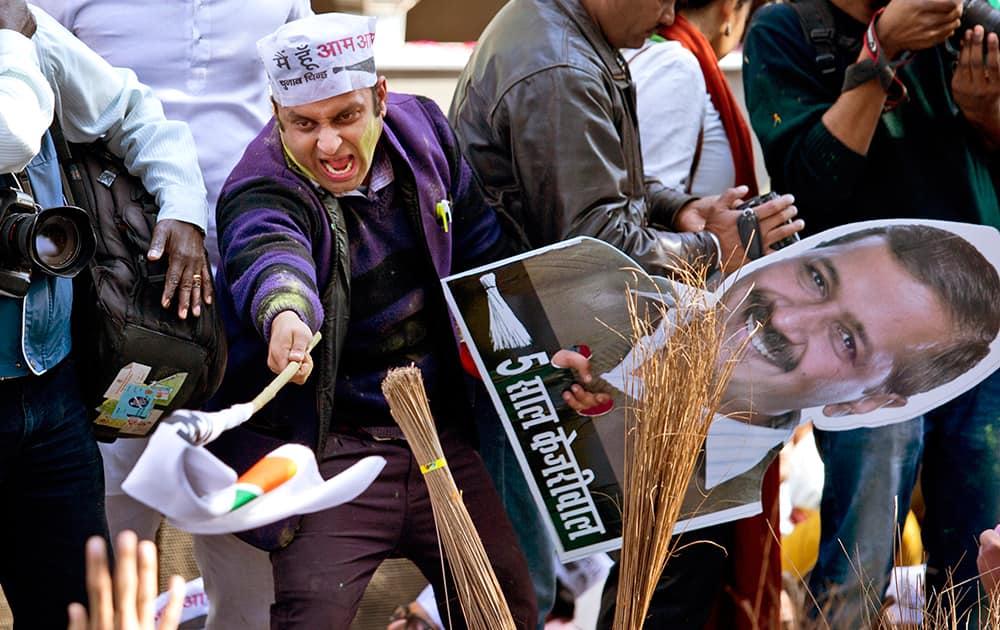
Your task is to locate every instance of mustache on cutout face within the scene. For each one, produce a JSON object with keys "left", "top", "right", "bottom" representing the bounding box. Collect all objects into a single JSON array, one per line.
[{"left": 742, "top": 289, "right": 798, "bottom": 373}]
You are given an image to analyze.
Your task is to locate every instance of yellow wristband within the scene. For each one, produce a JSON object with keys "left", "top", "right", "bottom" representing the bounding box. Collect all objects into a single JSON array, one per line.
[{"left": 420, "top": 457, "right": 447, "bottom": 474}]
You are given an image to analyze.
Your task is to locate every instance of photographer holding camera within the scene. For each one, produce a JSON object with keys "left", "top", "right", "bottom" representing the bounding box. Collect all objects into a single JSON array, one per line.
[
  {"left": 744, "top": 0, "right": 1000, "bottom": 625},
  {"left": 0, "top": 2, "right": 210, "bottom": 627}
]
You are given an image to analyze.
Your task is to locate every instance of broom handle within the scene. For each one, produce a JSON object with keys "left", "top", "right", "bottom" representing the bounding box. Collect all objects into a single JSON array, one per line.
[{"left": 250, "top": 331, "right": 322, "bottom": 414}]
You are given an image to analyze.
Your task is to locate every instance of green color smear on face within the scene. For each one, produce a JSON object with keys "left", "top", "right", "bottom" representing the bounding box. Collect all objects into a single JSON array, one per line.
[
  {"left": 280, "top": 134, "right": 321, "bottom": 184},
  {"left": 358, "top": 113, "right": 383, "bottom": 174}
]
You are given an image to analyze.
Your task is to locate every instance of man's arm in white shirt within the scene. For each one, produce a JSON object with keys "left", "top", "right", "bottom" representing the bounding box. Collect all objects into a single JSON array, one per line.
[
  {"left": 30, "top": 4, "right": 211, "bottom": 317},
  {"left": 0, "top": 28, "right": 53, "bottom": 172},
  {"left": 29, "top": 5, "right": 207, "bottom": 231}
]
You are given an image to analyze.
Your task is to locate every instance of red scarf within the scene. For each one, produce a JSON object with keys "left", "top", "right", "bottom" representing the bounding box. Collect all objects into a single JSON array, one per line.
[{"left": 658, "top": 16, "right": 758, "bottom": 195}]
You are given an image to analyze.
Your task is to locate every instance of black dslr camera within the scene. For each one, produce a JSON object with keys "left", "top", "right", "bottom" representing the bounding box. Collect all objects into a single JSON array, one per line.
[
  {"left": 949, "top": 0, "right": 1000, "bottom": 53},
  {"left": 963, "top": 0, "right": 1000, "bottom": 35},
  {"left": 0, "top": 183, "right": 96, "bottom": 298},
  {"left": 736, "top": 191, "right": 800, "bottom": 260}
]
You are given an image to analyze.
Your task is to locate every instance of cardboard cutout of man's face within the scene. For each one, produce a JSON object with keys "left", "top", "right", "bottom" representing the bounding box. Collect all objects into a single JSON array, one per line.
[{"left": 720, "top": 235, "right": 953, "bottom": 418}]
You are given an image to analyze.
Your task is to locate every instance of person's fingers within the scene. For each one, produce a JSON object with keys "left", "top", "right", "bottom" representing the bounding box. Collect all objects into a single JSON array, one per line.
[
  {"left": 85, "top": 536, "right": 114, "bottom": 630},
  {"left": 266, "top": 329, "right": 287, "bottom": 375},
  {"left": 719, "top": 185, "right": 750, "bottom": 209},
  {"left": 971, "top": 26, "right": 986, "bottom": 76},
  {"left": 199, "top": 259, "right": 213, "bottom": 306},
  {"left": 292, "top": 353, "right": 314, "bottom": 385},
  {"left": 981, "top": 528, "right": 1000, "bottom": 547},
  {"left": 136, "top": 540, "right": 158, "bottom": 626},
  {"left": 751, "top": 194, "right": 796, "bottom": 220},
  {"left": 550, "top": 349, "right": 590, "bottom": 374},
  {"left": 147, "top": 222, "right": 167, "bottom": 261},
  {"left": 959, "top": 29, "right": 975, "bottom": 84},
  {"left": 66, "top": 602, "right": 88, "bottom": 630},
  {"left": 561, "top": 385, "right": 610, "bottom": 412},
  {"left": 757, "top": 203, "right": 799, "bottom": 235},
  {"left": 267, "top": 312, "right": 311, "bottom": 377},
  {"left": 173, "top": 260, "right": 196, "bottom": 320},
  {"left": 189, "top": 270, "right": 204, "bottom": 319},
  {"left": 114, "top": 531, "right": 139, "bottom": 629},
  {"left": 763, "top": 220, "right": 805, "bottom": 250},
  {"left": 157, "top": 575, "right": 186, "bottom": 630},
  {"left": 288, "top": 326, "right": 309, "bottom": 364},
  {"left": 151, "top": 223, "right": 177, "bottom": 310},
  {"left": 284, "top": 325, "right": 312, "bottom": 384},
  {"left": 938, "top": 16, "right": 962, "bottom": 41},
  {"left": 987, "top": 32, "right": 1000, "bottom": 85}
]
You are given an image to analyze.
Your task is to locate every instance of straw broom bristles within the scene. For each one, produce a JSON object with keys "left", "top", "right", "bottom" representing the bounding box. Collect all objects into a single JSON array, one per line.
[
  {"left": 381, "top": 366, "right": 517, "bottom": 630},
  {"left": 613, "top": 264, "right": 747, "bottom": 630}
]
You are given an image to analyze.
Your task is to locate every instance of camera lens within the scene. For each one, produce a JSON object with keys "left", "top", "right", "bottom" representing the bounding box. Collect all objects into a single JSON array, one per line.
[
  {"left": 963, "top": 0, "right": 1000, "bottom": 35},
  {"left": 30, "top": 207, "right": 96, "bottom": 277},
  {"left": 0, "top": 206, "right": 95, "bottom": 278},
  {"left": 35, "top": 214, "right": 82, "bottom": 270},
  {"left": 955, "top": 0, "right": 1000, "bottom": 53}
]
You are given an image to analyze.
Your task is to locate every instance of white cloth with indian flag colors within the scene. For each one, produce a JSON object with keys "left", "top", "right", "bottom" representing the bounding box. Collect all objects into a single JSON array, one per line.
[{"left": 122, "top": 408, "right": 385, "bottom": 534}]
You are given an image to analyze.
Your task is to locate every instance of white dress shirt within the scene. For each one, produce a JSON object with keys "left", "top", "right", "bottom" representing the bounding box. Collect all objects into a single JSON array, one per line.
[
  {"left": 35, "top": 0, "right": 314, "bottom": 266},
  {"left": 30, "top": 5, "right": 208, "bottom": 230},
  {"left": 0, "top": 28, "right": 54, "bottom": 173},
  {"left": 625, "top": 39, "right": 736, "bottom": 196}
]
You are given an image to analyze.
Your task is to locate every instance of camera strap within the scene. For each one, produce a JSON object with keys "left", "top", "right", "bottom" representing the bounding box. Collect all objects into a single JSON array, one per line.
[
  {"left": 2, "top": 170, "right": 33, "bottom": 199},
  {"left": 841, "top": 9, "right": 912, "bottom": 111}
]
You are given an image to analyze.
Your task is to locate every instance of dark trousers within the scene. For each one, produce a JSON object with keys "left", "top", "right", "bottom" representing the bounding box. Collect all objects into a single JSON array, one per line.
[
  {"left": 269, "top": 429, "right": 538, "bottom": 629},
  {"left": 0, "top": 360, "right": 109, "bottom": 630},
  {"left": 809, "top": 370, "right": 1000, "bottom": 628}
]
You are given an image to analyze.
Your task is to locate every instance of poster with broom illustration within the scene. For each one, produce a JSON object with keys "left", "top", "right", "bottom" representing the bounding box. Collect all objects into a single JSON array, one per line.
[{"left": 442, "top": 220, "right": 1000, "bottom": 561}]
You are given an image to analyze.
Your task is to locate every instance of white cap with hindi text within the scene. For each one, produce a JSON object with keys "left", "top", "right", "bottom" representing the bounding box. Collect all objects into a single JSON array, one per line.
[{"left": 257, "top": 13, "right": 378, "bottom": 107}]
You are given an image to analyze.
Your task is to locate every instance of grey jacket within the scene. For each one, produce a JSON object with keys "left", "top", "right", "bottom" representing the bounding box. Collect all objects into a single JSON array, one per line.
[{"left": 449, "top": 0, "right": 719, "bottom": 276}]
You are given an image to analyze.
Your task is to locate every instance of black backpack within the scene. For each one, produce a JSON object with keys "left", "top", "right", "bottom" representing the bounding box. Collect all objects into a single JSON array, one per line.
[{"left": 51, "top": 124, "right": 227, "bottom": 441}]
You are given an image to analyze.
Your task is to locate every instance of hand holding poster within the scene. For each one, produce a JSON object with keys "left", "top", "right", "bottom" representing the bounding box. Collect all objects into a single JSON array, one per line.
[{"left": 442, "top": 220, "right": 1000, "bottom": 561}]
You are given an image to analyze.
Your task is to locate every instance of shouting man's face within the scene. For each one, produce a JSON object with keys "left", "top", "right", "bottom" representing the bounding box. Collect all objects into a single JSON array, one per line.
[
  {"left": 276, "top": 78, "right": 387, "bottom": 195},
  {"left": 720, "top": 236, "right": 953, "bottom": 418}
]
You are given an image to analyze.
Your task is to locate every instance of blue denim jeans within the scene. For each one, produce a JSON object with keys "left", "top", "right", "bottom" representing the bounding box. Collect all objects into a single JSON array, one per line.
[
  {"left": 0, "top": 360, "right": 109, "bottom": 629},
  {"left": 473, "top": 385, "right": 554, "bottom": 630},
  {"left": 808, "top": 370, "right": 1000, "bottom": 628}
]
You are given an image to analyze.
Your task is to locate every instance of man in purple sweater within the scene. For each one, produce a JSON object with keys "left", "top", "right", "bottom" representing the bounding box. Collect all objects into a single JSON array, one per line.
[{"left": 204, "top": 13, "right": 536, "bottom": 629}]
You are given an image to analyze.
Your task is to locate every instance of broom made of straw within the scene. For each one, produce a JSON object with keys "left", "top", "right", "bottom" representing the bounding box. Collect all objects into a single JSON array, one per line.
[
  {"left": 382, "top": 366, "right": 516, "bottom": 630},
  {"left": 613, "top": 265, "right": 747, "bottom": 630}
]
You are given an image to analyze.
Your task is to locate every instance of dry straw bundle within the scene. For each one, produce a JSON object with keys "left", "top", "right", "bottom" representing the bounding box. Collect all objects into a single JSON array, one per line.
[
  {"left": 613, "top": 264, "right": 747, "bottom": 630},
  {"left": 382, "top": 366, "right": 516, "bottom": 630}
]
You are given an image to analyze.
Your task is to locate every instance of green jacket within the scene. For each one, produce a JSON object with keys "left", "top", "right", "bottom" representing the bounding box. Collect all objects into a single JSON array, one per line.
[{"left": 743, "top": 1, "right": 1000, "bottom": 234}]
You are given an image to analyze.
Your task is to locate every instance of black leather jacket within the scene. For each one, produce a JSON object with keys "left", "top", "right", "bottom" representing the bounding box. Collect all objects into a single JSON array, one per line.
[{"left": 450, "top": 0, "right": 720, "bottom": 276}]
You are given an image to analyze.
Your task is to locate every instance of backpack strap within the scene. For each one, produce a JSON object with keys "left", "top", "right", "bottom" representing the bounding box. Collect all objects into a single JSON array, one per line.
[
  {"left": 787, "top": 0, "right": 862, "bottom": 88},
  {"left": 790, "top": 0, "right": 839, "bottom": 76},
  {"left": 47, "top": 118, "right": 89, "bottom": 212}
]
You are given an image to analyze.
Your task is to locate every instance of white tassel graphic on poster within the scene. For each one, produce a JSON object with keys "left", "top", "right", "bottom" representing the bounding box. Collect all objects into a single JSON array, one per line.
[{"left": 480, "top": 272, "right": 532, "bottom": 350}]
